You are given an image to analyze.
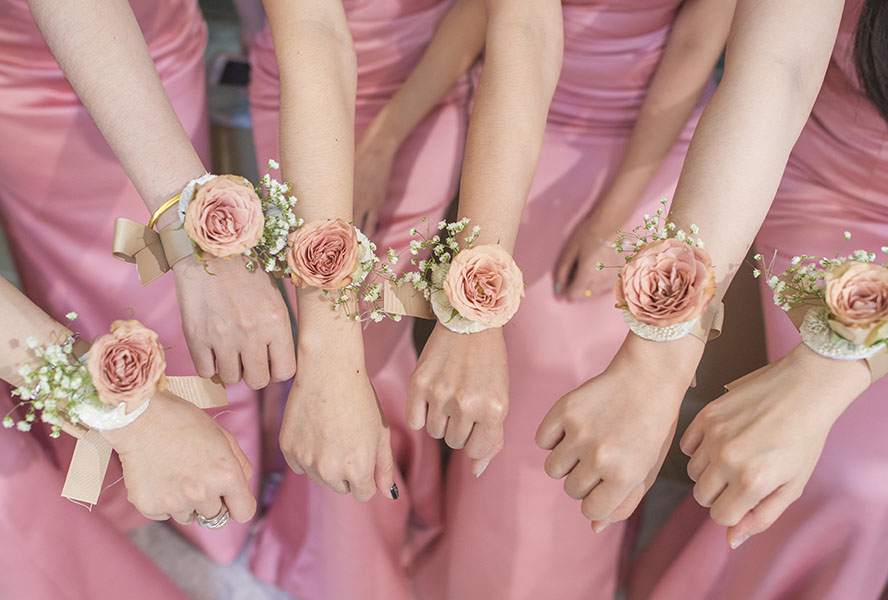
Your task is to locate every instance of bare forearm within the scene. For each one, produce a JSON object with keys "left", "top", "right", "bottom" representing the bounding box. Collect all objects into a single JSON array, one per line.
[
  {"left": 457, "top": 0, "right": 563, "bottom": 250},
  {"left": 266, "top": 0, "right": 356, "bottom": 222},
  {"left": 27, "top": 0, "right": 205, "bottom": 228},
  {"left": 594, "top": 0, "right": 734, "bottom": 226},
  {"left": 668, "top": 0, "right": 843, "bottom": 300},
  {"left": 0, "top": 278, "right": 69, "bottom": 385},
  {"left": 370, "top": 0, "right": 486, "bottom": 150}
]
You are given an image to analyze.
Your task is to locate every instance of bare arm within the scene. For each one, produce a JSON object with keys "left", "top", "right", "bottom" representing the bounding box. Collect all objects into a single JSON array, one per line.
[
  {"left": 26, "top": 0, "right": 296, "bottom": 389},
  {"left": 537, "top": 0, "right": 846, "bottom": 531},
  {"left": 264, "top": 0, "right": 396, "bottom": 502},
  {"left": 0, "top": 276, "right": 256, "bottom": 525},
  {"left": 457, "top": 0, "right": 563, "bottom": 249}
]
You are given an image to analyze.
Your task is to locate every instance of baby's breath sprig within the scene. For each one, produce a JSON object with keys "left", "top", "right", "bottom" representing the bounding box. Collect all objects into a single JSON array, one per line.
[
  {"left": 594, "top": 198, "right": 705, "bottom": 272},
  {"left": 324, "top": 232, "right": 403, "bottom": 324},
  {"left": 752, "top": 231, "right": 888, "bottom": 312},
  {"left": 389, "top": 217, "right": 479, "bottom": 302},
  {"left": 244, "top": 159, "right": 303, "bottom": 275},
  {"left": 3, "top": 313, "right": 96, "bottom": 438}
]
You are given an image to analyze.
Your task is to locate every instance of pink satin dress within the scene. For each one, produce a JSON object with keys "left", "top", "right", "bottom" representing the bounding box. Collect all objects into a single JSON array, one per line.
[
  {"left": 0, "top": 1, "right": 262, "bottom": 594},
  {"left": 629, "top": 2, "right": 888, "bottom": 599},
  {"left": 247, "top": 1, "right": 470, "bottom": 598},
  {"left": 416, "top": 2, "right": 712, "bottom": 598}
]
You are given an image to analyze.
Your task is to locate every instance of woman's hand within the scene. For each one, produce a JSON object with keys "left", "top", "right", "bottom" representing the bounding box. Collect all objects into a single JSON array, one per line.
[
  {"left": 681, "top": 343, "right": 870, "bottom": 548},
  {"left": 172, "top": 255, "right": 296, "bottom": 389},
  {"left": 102, "top": 390, "right": 257, "bottom": 525},
  {"left": 408, "top": 324, "right": 508, "bottom": 476},
  {"left": 536, "top": 333, "right": 701, "bottom": 531},
  {"left": 353, "top": 122, "right": 398, "bottom": 236},
  {"left": 279, "top": 344, "right": 396, "bottom": 502},
  {"left": 552, "top": 206, "right": 625, "bottom": 302}
]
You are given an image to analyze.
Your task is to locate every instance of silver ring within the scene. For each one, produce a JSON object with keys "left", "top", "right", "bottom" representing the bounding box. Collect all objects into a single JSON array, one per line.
[{"left": 196, "top": 504, "right": 230, "bottom": 529}]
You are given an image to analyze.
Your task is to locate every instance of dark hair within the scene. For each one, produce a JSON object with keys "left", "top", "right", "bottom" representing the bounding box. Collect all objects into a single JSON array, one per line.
[{"left": 855, "top": 0, "right": 888, "bottom": 124}]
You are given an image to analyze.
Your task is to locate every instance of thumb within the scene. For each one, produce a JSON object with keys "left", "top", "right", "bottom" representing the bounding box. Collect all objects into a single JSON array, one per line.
[
  {"left": 374, "top": 429, "right": 398, "bottom": 500},
  {"left": 220, "top": 426, "right": 254, "bottom": 482},
  {"left": 471, "top": 434, "right": 504, "bottom": 477},
  {"left": 726, "top": 483, "right": 799, "bottom": 549}
]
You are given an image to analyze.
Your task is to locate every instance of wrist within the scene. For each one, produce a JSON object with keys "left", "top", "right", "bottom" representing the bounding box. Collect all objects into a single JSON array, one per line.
[
  {"left": 612, "top": 331, "right": 704, "bottom": 395},
  {"left": 788, "top": 343, "right": 870, "bottom": 411},
  {"left": 365, "top": 106, "right": 408, "bottom": 153},
  {"left": 99, "top": 392, "right": 170, "bottom": 452}
]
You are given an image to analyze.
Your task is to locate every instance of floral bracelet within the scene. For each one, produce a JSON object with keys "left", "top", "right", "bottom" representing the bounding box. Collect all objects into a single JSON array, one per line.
[
  {"left": 385, "top": 219, "right": 524, "bottom": 334},
  {"left": 602, "top": 199, "right": 717, "bottom": 343},
  {"left": 5, "top": 316, "right": 166, "bottom": 434},
  {"left": 754, "top": 233, "right": 888, "bottom": 382}
]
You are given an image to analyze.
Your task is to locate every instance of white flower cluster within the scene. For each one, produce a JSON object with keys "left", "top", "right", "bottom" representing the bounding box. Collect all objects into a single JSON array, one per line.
[
  {"left": 752, "top": 232, "right": 888, "bottom": 312},
  {"left": 596, "top": 198, "right": 704, "bottom": 271},
  {"left": 245, "top": 159, "right": 302, "bottom": 275},
  {"left": 390, "top": 217, "right": 479, "bottom": 301},
  {"left": 327, "top": 228, "right": 401, "bottom": 324},
  {"left": 4, "top": 313, "right": 96, "bottom": 438}
]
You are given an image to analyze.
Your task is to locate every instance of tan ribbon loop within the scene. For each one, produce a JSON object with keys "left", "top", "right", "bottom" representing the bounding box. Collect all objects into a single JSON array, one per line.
[
  {"left": 166, "top": 375, "right": 228, "bottom": 409},
  {"left": 112, "top": 218, "right": 170, "bottom": 285},
  {"left": 159, "top": 224, "right": 195, "bottom": 268},
  {"left": 383, "top": 280, "right": 435, "bottom": 320}
]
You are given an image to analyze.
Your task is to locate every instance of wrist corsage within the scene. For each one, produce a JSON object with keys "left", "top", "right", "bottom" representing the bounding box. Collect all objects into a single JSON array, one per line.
[
  {"left": 390, "top": 218, "right": 524, "bottom": 334},
  {"left": 5, "top": 316, "right": 165, "bottom": 434},
  {"left": 754, "top": 233, "right": 888, "bottom": 381},
  {"left": 114, "top": 159, "right": 301, "bottom": 282},
  {"left": 179, "top": 160, "right": 301, "bottom": 272},
  {"left": 603, "top": 199, "right": 717, "bottom": 342},
  {"left": 285, "top": 217, "right": 389, "bottom": 322}
]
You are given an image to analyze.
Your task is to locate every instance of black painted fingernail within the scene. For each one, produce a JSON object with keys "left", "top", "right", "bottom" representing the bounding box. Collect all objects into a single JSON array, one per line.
[{"left": 390, "top": 483, "right": 399, "bottom": 500}]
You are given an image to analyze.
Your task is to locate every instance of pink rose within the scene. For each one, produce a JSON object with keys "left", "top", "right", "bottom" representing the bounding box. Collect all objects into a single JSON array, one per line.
[
  {"left": 86, "top": 320, "right": 166, "bottom": 411},
  {"left": 286, "top": 218, "right": 360, "bottom": 289},
  {"left": 616, "top": 238, "right": 716, "bottom": 327},
  {"left": 443, "top": 245, "right": 524, "bottom": 327},
  {"left": 184, "top": 175, "right": 264, "bottom": 258},
  {"left": 825, "top": 261, "right": 888, "bottom": 346}
]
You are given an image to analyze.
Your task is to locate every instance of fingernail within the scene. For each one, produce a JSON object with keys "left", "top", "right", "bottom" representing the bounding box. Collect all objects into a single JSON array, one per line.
[
  {"left": 592, "top": 521, "right": 610, "bottom": 534},
  {"left": 390, "top": 483, "right": 399, "bottom": 501},
  {"left": 553, "top": 282, "right": 562, "bottom": 296},
  {"left": 729, "top": 534, "right": 749, "bottom": 549},
  {"left": 474, "top": 461, "right": 489, "bottom": 478}
]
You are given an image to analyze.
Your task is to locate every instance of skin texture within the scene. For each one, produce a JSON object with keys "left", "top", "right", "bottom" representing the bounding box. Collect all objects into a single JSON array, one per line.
[
  {"left": 263, "top": 0, "right": 395, "bottom": 501},
  {"left": 553, "top": 0, "right": 734, "bottom": 301},
  {"left": 26, "top": 0, "right": 295, "bottom": 390},
  {"left": 407, "top": 0, "right": 563, "bottom": 475},
  {"left": 0, "top": 276, "right": 256, "bottom": 524},
  {"left": 681, "top": 343, "right": 869, "bottom": 548},
  {"left": 537, "top": 0, "right": 847, "bottom": 533}
]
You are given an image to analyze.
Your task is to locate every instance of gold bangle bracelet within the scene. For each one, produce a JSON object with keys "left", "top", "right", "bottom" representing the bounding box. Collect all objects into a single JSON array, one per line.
[{"left": 147, "top": 193, "right": 182, "bottom": 230}]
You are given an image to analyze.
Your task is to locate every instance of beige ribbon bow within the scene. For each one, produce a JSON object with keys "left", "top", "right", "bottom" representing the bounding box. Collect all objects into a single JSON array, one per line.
[{"left": 112, "top": 218, "right": 194, "bottom": 285}]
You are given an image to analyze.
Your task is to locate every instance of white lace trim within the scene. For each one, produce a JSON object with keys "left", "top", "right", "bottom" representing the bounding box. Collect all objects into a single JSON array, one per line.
[
  {"left": 72, "top": 397, "right": 151, "bottom": 431},
  {"left": 176, "top": 173, "right": 218, "bottom": 223},
  {"left": 429, "top": 263, "right": 491, "bottom": 335},
  {"left": 800, "top": 306, "right": 885, "bottom": 361},
  {"left": 623, "top": 310, "right": 697, "bottom": 342}
]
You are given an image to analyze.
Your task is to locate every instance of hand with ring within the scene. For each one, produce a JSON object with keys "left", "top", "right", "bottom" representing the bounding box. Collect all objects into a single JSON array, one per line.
[{"left": 101, "top": 390, "right": 257, "bottom": 526}]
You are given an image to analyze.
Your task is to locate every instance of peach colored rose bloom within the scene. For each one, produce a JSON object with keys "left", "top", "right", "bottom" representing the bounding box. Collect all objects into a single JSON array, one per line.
[
  {"left": 184, "top": 175, "right": 264, "bottom": 258},
  {"left": 86, "top": 319, "right": 166, "bottom": 411},
  {"left": 443, "top": 245, "right": 524, "bottom": 327},
  {"left": 286, "top": 218, "right": 360, "bottom": 289},
  {"left": 825, "top": 261, "right": 888, "bottom": 346},
  {"left": 615, "top": 238, "right": 716, "bottom": 327}
]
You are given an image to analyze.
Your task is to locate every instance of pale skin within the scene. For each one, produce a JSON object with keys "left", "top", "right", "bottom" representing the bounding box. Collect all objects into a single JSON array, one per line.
[
  {"left": 552, "top": 0, "right": 735, "bottom": 301},
  {"left": 0, "top": 277, "right": 256, "bottom": 524},
  {"left": 263, "top": 0, "right": 395, "bottom": 501},
  {"left": 26, "top": 0, "right": 296, "bottom": 391},
  {"left": 537, "top": 0, "right": 849, "bottom": 540},
  {"left": 407, "top": 0, "right": 563, "bottom": 476}
]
